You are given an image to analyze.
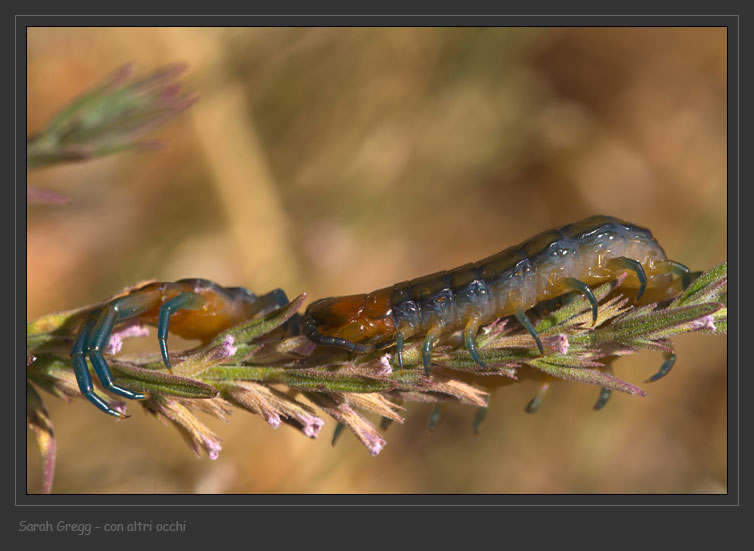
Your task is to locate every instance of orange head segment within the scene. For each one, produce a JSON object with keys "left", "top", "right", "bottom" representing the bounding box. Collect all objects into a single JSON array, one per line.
[{"left": 304, "top": 289, "right": 395, "bottom": 345}]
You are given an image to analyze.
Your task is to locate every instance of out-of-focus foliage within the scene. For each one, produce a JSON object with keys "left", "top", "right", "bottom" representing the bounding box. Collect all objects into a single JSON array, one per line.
[
  {"left": 27, "top": 27, "right": 727, "bottom": 494},
  {"left": 27, "top": 63, "right": 196, "bottom": 202},
  {"left": 27, "top": 63, "right": 196, "bottom": 170}
]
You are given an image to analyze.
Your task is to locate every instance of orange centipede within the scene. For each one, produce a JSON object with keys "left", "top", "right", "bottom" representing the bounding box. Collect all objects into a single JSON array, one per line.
[{"left": 301, "top": 215, "right": 692, "bottom": 374}]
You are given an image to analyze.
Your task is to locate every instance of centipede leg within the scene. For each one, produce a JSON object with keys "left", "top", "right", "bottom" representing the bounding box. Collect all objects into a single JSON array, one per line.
[
  {"left": 563, "top": 277, "right": 598, "bottom": 325},
  {"left": 525, "top": 377, "right": 552, "bottom": 413},
  {"left": 607, "top": 257, "right": 647, "bottom": 300},
  {"left": 427, "top": 404, "right": 443, "bottom": 431},
  {"left": 331, "top": 421, "right": 346, "bottom": 446},
  {"left": 593, "top": 364, "right": 613, "bottom": 410},
  {"left": 158, "top": 292, "right": 207, "bottom": 372},
  {"left": 463, "top": 316, "right": 486, "bottom": 368},
  {"left": 646, "top": 349, "right": 677, "bottom": 382},
  {"left": 514, "top": 307, "right": 544, "bottom": 355},
  {"left": 70, "top": 319, "right": 127, "bottom": 418},
  {"left": 422, "top": 325, "right": 443, "bottom": 376},
  {"left": 380, "top": 416, "right": 394, "bottom": 430},
  {"left": 87, "top": 297, "right": 152, "bottom": 401},
  {"left": 394, "top": 332, "right": 405, "bottom": 370},
  {"left": 472, "top": 406, "right": 488, "bottom": 435},
  {"left": 659, "top": 259, "right": 692, "bottom": 290}
]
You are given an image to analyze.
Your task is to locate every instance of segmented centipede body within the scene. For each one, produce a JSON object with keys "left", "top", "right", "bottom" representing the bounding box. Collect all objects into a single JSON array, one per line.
[{"left": 302, "top": 215, "right": 691, "bottom": 373}]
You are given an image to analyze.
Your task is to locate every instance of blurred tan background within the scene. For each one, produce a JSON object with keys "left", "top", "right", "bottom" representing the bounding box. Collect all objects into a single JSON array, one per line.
[{"left": 27, "top": 27, "right": 727, "bottom": 494}]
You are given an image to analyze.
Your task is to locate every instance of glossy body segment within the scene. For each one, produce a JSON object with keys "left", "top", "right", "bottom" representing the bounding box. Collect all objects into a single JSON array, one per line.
[
  {"left": 302, "top": 215, "right": 691, "bottom": 373},
  {"left": 70, "top": 279, "right": 292, "bottom": 417}
]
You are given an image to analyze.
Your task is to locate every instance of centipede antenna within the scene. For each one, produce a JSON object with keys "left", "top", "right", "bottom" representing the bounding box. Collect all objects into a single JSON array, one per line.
[
  {"left": 646, "top": 350, "right": 677, "bottom": 383},
  {"left": 472, "top": 406, "right": 488, "bottom": 435},
  {"left": 564, "top": 277, "right": 599, "bottom": 325},
  {"left": 514, "top": 307, "right": 544, "bottom": 355},
  {"left": 608, "top": 257, "right": 647, "bottom": 300}
]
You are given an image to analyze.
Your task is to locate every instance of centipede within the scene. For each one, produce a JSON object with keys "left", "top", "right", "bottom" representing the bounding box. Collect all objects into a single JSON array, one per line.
[
  {"left": 301, "top": 215, "right": 692, "bottom": 374},
  {"left": 69, "top": 279, "right": 294, "bottom": 418}
]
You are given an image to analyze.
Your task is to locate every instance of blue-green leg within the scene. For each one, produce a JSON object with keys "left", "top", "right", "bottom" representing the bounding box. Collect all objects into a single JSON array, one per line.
[
  {"left": 563, "top": 277, "right": 598, "bottom": 325},
  {"left": 158, "top": 292, "right": 206, "bottom": 371},
  {"left": 394, "top": 332, "right": 405, "bottom": 370},
  {"left": 662, "top": 260, "right": 692, "bottom": 290},
  {"left": 85, "top": 292, "right": 164, "bottom": 402},
  {"left": 472, "top": 406, "right": 488, "bottom": 435},
  {"left": 422, "top": 325, "right": 443, "bottom": 376},
  {"left": 86, "top": 302, "right": 147, "bottom": 401},
  {"left": 70, "top": 318, "right": 127, "bottom": 418},
  {"left": 88, "top": 350, "right": 144, "bottom": 400},
  {"left": 427, "top": 404, "right": 443, "bottom": 431},
  {"left": 380, "top": 416, "right": 394, "bottom": 430},
  {"left": 525, "top": 377, "right": 552, "bottom": 413},
  {"left": 607, "top": 257, "right": 647, "bottom": 300},
  {"left": 331, "top": 421, "right": 346, "bottom": 446},
  {"left": 464, "top": 317, "right": 487, "bottom": 368},
  {"left": 646, "top": 350, "right": 676, "bottom": 382},
  {"left": 593, "top": 364, "right": 613, "bottom": 410},
  {"left": 514, "top": 307, "right": 544, "bottom": 355}
]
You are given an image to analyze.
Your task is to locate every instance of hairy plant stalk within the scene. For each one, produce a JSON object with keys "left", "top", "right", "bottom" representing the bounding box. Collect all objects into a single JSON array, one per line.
[{"left": 26, "top": 261, "right": 727, "bottom": 492}]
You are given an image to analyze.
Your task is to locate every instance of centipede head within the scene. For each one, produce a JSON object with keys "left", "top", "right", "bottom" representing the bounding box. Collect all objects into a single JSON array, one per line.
[{"left": 303, "top": 294, "right": 395, "bottom": 351}]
